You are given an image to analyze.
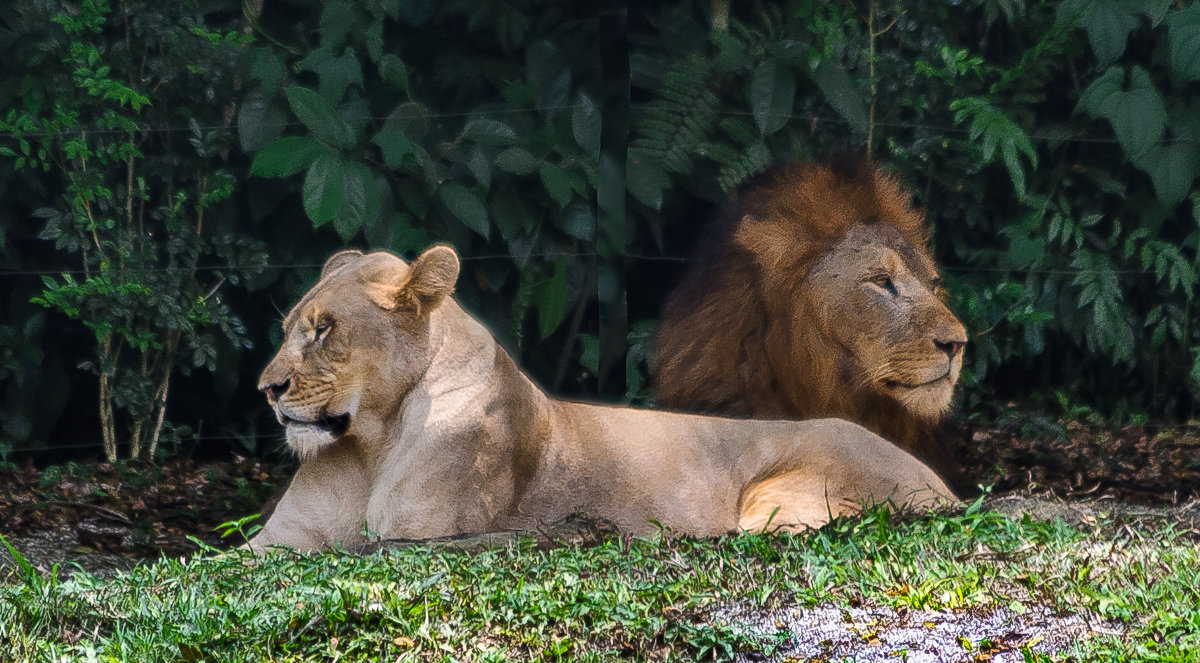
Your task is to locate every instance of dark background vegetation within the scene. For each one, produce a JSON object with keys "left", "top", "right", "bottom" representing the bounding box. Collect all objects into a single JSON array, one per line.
[{"left": 1, "top": 0, "right": 1198, "bottom": 462}]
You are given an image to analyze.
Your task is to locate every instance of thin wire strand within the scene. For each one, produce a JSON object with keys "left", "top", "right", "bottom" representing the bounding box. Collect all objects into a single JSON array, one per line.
[
  {"left": 6, "top": 420, "right": 1200, "bottom": 456},
  {"left": 2, "top": 106, "right": 1188, "bottom": 146},
  {"left": 0, "top": 256, "right": 1183, "bottom": 278}
]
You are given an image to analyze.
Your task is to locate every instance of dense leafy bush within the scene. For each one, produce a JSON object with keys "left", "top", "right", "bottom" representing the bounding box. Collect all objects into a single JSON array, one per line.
[
  {"left": 1, "top": 0, "right": 1198, "bottom": 459},
  {"left": 0, "top": 0, "right": 266, "bottom": 459}
]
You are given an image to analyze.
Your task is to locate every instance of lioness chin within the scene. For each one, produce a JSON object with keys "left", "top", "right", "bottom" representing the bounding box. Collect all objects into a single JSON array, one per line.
[{"left": 249, "top": 245, "right": 954, "bottom": 552}]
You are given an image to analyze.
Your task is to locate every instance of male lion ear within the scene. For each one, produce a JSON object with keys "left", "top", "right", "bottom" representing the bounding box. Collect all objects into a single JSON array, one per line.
[
  {"left": 368, "top": 245, "right": 460, "bottom": 315},
  {"left": 733, "top": 215, "right": 793, "bottom": 272},
  {"left": 321, "top": 249, "right": 364, "bottom": 280}
]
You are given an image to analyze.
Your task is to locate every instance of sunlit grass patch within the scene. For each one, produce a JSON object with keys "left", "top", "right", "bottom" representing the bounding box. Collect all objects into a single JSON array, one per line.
[{"left": 2, "top": 500, "right": 1197, "bottom": 661}]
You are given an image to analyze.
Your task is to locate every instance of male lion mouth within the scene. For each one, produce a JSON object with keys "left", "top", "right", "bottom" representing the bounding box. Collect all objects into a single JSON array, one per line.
[
  {"left": 283, "top": 413, "right": 351, "bottom": 436},
  {"left": 882, "top": 374, "right": 951, "bottom": 390}
]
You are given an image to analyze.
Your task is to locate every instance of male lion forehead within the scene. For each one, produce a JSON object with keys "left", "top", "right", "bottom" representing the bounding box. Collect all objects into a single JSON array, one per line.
[
  {"left": 847, "top": 224, "right": 938, "bottom": 279},
  {"left": 283, "top": 251, "right": 410, "bottom": 327}
]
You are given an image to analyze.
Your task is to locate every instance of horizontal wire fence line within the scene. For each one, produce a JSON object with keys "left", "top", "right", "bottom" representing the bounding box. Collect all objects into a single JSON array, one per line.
[
  {"left": 7, "top": 105, "right": 1199, "bottom": 146},
  {"left": 8, "top": 421, "right": 1200, "bottom": 456},
  {"left": 0, "top": 258, "right": 1187, "bottom": 277}
]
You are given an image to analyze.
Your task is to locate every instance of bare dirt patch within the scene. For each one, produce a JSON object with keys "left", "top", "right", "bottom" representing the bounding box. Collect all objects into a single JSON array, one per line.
[{"left": 717, "top": 601, "right": 1122, "bottom": 663}]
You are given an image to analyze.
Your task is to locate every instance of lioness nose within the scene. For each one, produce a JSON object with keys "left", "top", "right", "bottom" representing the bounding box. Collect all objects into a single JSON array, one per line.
[
  {"left": 934, "top": 339, "right": 965, "bottom": 358},
  {"left": 260, "top": 378, "right": 291, "bottom": 402}
]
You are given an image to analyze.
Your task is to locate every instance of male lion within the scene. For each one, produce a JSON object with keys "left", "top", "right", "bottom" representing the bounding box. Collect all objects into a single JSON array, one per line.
[
  {"left": 250, "top": 245, "right": 952, "bottom": 552},
  {"left": 654, "top": 159, "right": 968, "bottom": 480}
]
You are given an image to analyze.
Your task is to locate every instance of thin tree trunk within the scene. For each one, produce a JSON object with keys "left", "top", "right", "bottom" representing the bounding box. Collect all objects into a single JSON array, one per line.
[
  {"left": 146, "top": 368, "right": 171, "bottom": 460},
  {"left": 99, "top": 335, "right": 117, "bottom": 462}
]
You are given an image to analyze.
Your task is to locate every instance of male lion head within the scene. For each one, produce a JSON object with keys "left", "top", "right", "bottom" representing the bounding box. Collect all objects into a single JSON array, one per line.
[
  {"left": 258, "top": 246, "right": 459, "bottom": 458},
  {"left": 654, "top": 159, "right": 967, "bottom": 469}
]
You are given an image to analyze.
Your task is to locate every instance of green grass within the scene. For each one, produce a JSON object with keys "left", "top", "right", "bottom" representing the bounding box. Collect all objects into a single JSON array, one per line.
[{"left": 2, "top": 501, "right": 1198, "bottom": 661}]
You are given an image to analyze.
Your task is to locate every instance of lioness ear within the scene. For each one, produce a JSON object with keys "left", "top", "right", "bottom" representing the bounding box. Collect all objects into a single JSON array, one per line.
[
  {"left": 321, "top": 249, "right": 363, "bottom": 279},
  {"left": 406, "top": 245, "right": 460, "bottom": 309},
  {"left": 367, "top": 245, "right": 460, "bottom": 315}
]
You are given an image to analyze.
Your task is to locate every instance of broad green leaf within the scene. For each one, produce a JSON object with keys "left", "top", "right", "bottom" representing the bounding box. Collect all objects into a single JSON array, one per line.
[
  {"left": 526, "top": 40, "right": 571, "bottom": 116},
  {"left": 440, "top": 183, "right": 489, "bottom": 238},
  {"left": 1058, "top": 0, "right": 1138, "bottom": 66},
  {"left": 1077, "top": 66, "right": 1165, "bottom": 161},
  {"left": 385, "top": 212, "right": 431, "bottom": 254},
  {"left": 557, "top": 202, "right": 595, "bottom": 241},
  {"left": 237, "top": 90, "right": 286, "bottom": 152},
  {"left": 462, "top": 117, "right": 520, "bottom": 146},
  {"left": 535, "top": 261, "right": 567, "bottom": 340},
  {"left": 539, "top": 162, "right": 573, "bottom": 207},
  {"left": 392, "top": 0, "right": 436, "bottom": 26},
  {"left": 1134, "top": 142, "right": 1199, "bottom": 207},
  {"left": 247, "top": 47, "right": 285, "bottom": 94},
  {"left": 495, "top": 147, "right": 539, "bottom": 175},
  {"left": 383, "top": 102, "right": 429, "bottom": 139},
  {"left": 365, "top": 20, "right": 383, "bottom": 63},
  {"left": 578, "top": 333, "right": 600, "bottom": 374},
  {"left": 626, "top": 150, "right": 670, "bottom": 210},
  {"left": 467, "top": 146, "right": 492, "bottom": 189},
  {"left": 250, "top": 137, "right": 327, "bottom": 178},
  {"left": 750, "top": 59, "right": 795, "bottom": 135},
  {"left": 1166, "top": 5, "right": 1200, "bottom": 82},
  {"left": 379, "top": 55, "right": 410, "bottom": 93},
  {"left": 372, "top": 129, "right": 415, "bottom": 169},
  {"left": 492, "top": 187, "right": 536, "bottom": 239},
  {"left": 285, "top": 86, "right": 355, "bottom": 150},
  {"left": 332, "top": 161, "right": 379, "bottom": 242},
  {"left": 299, "top": 46, "right": 363, "bottom": 105},
  {"left": 302, "top": 154, "right": 345, "bottom": 226},
  {"left": 572, "top": 92, "right": 601, "bottom": 154},
  {"left": 318, "top": 2, "right": 357, "bottom": 49},
  {"left": 809, "top": 59, "right": 868, "bottom": 135},
  {"left": 1191, "top": 347, "right": 1200, "bottom": 388},
  {"left": 999, "top": 213, "right": 1044, "bottom": 268}
]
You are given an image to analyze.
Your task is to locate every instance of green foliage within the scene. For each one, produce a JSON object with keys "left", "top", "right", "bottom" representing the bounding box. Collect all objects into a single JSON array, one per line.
[
  {"left": 0, "top": 0, "right": 266, "bottom": 460},
  {"left": 3, "top": 0, "right": 1200, "bottom": 458}
]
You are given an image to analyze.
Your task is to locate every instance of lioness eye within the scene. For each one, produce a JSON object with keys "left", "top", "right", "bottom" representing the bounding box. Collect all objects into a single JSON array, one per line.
[{"left": 314, "top": 321, "right": 332, "bottom": 341}]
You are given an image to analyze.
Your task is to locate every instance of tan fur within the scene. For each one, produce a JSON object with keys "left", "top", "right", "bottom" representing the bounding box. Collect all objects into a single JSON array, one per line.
[
  {"left": 249, "top": 246, "right": 954, "bottom": 552},
  {"left": 654, "top": 160, "right": 968, "bottom": 478}
]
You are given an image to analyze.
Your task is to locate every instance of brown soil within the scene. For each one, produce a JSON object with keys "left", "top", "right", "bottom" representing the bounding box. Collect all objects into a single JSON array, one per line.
[{"left": 0, "top": 456, "right": 291, "bottom": 577}]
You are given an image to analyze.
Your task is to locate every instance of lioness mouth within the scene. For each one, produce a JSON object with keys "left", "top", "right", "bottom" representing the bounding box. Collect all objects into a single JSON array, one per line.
[
  {"left": 314, "top": 413, "right": 351, "bottom": 435},
  {"left": 285, "top": 413, "right": 351, "bottom": 436}
]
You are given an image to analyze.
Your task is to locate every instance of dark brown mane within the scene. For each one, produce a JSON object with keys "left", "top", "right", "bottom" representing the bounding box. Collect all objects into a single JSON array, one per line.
[{"left": 654, "top": 159, "right": 957, "bottom": 478}]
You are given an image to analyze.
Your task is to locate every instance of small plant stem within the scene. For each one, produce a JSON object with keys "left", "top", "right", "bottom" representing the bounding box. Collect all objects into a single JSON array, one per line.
[{"left": 866, "top": 0, "right": 876, "bottom": 156}]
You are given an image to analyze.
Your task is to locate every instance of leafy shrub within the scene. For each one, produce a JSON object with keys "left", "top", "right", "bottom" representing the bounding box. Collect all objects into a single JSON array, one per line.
[
  {"left": 0, "top": 0, "right": 266, "bottom": 460},
  {"left": 2, "top": 0, "right": 1199, "bottom": 459}
]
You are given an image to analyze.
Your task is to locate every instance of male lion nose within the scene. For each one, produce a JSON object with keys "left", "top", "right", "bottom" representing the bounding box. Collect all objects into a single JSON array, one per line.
[
  {"left": 933, "top": 338, "right": 966, "bottom": 359},
  {"left": 260, "top": 378, "right": 291, "bottom": 402}
]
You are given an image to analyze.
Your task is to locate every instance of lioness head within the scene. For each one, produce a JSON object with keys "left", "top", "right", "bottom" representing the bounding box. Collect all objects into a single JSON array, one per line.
[
  {"left": 656, "top": 159, "right": 967, "bottom": 450},
  {"left": 258, "top": 246, "right": 459, "bottom": 458}
]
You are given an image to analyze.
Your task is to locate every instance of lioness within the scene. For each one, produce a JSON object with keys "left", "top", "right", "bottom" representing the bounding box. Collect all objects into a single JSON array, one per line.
[{"left": 250, "top": 246, "right": 953, "bottom": 551}]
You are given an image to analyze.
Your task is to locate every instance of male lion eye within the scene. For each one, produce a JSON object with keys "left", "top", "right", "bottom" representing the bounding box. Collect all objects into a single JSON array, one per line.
[{"left": 870, "top": 274, "right": 898, "bottom": 296}]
